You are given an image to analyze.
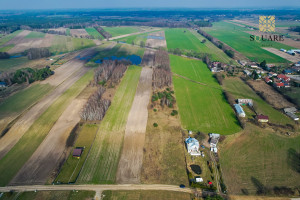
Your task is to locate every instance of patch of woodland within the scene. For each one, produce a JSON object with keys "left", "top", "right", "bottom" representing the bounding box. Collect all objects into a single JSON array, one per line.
[{"left": 152, "top": 49, "right": 172, "bottom": 89}]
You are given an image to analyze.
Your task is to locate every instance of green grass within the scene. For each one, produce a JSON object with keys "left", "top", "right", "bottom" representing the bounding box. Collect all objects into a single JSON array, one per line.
[
  {"left": 0, "top": 57, "right": 29, "bottom": 72},
  {"left": 165, "top": 28, "right": 204, "bottom": 51},
  {"left": 102, "top": 190, "right": 192, "bottom": 200},
  {"left": 49, "top": 35, "right": 95, "bottom": 54},
  {"left": 55, "top": 124, "right": 99, "bottom": 183},
  {"left": 170, "top": 55, "right": 241, "bottom": 135},
  {"left": 0, "top": 70, "right": 93, "bottom": 186},
  {"left": 223, "top": 78, "right": 293, "bottom": 125},
  {"left": 221, "top": 125, "right": 300, "bottom": 194},
  {"left": 0, "top": 84, "right": 53, "bottom": 117},
  {"left": 85, "top": 27, "right": 104, "bottom": 40},
  {"left": 0, "top": 44, "right": 14, "bottom": 52},
  {"left": 114, "top": 32, "right": 148, "bottom": 45},
  {"left": 0, "top": 30, "right": 23, "bottom": 46},
  {"left": 204, "top": 21, "right": 294, "bottom": 63},
  {"left": 66, "top": 28, "right": 70, "bottom": 36},
  {"left": 24, "top": 31, "right": 45, "bottom": 39},
  {"left": 281, "top": 87, "right": 300, "bottom": 108},
  {"left": 2, "top": 190, "right": 95, "bottom": 200},
  {"left": 103, "top": 26, "right": 140, "bottom": 37},
  {"left": 78, "top": 66, "right": 141, "bottom": 184}
]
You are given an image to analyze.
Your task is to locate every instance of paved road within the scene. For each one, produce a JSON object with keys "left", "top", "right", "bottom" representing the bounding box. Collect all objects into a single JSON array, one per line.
[{"left": 0, "top": 184, "right": 194, "bottom": 194}]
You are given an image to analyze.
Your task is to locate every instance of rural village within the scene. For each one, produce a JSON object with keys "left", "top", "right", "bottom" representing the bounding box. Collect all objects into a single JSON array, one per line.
[{"left": 0, "top": 7, "right": 299, "bottom": 200}]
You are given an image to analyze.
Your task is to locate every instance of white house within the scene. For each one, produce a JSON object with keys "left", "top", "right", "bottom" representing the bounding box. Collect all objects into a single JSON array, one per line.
[{"left": 185, "top": 137, "right": 201, "bottom": 156}]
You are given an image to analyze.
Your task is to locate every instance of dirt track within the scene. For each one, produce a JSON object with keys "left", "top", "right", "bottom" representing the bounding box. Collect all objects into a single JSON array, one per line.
[
  {"left": 0, "top": 48, "right": 96, "bottom": 160},
  {"left": 262, "top": 47, "right": 300, "bottom": 63},
  {"left": 9, "top": 95, "right": 89, "bottom": 185},
  {"left": 146, "top": 31, "right": 167, "bottom": 48},
  {"left": 116, "top": 67, "right": 153, "bottom": 184},
  {"left": 109, "top": 28, "right": 161, "bottom": 41}
]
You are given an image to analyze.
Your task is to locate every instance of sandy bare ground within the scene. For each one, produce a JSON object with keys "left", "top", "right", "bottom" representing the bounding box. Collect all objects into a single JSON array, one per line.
[
  {"left": 109, "top": 28, "right": 161, "bottom": 41},
  {"left": 5, "top": 30, "right": 31, "bottom": 45},
  {"left": 116, "top": 67, "right": 153, "bottom": 184},
  {"left": 141, "top": 49, "right": 155, "bottom": 67},
  {"left": 8, "top": 33, "right": 54, "bottom": 54},
  {"left": 263, "top": 47, "right": 300, "bottom": 63},
  {"left": 0, "top": 48, "right": 96, "bottom": 160},
  {"left": 226, "top": 20, "right": 246, "bottom": 27},
  {"left": 232, "top": 19, "right": 259, "bottom": 28},
  {"left": 247, "top": 80, "right": 295, "bottom": 109},
  {"left": 48, "top": 27, "right": 67, "bottom": 34},
  {"left": 70, "top": 29, "right": 89, "bottom": 37},
  {"left": 9, "top": 93, "right": 89, "bottom": 185},
  {"left": 146, "top": 31, "right": 167, "bottom": 49},
  {"left": 246, "top": 31, "right": 300, "bottom": 49}
]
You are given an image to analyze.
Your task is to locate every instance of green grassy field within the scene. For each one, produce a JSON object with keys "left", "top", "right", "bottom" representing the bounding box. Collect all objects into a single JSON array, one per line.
[
  {"left": 66, "top": 28, "right": 70, "bottom": 36},
  {"left": 78, "top": 66, "right": 141, "bottom": 184},
  {"left": 0, "top": 30, "right": 23, "bottom": 46},
  {"left": 0, "top": 190, "right": 95, "bottom": 200},
  {"left": 223, "top": 78, "right": 293, "bottom": 125},
  {"left": 49, "top": 35, "right": 95, "bottom": 54},
  {"left": 0, "top": 44, "right": 14, "bottom": 52},
  {"left": 170, "top": 55, "right": 241, "bottom": 134},
  {"left": 55, "top": 124, "right": 99, "bottom": 183},
  {"left": 0, "top": 57, "right": 29, "bottom": 72},
  {"left": 114, "top": 32, "right": 148, "bottom": 45},
  {"left": 220, "top": 125, "right": 300, "bottom": 194},
  {"left": 102, "top": 190, "right": 192, "bottom": 200},
  {"left": 85, "top": 27, "right": 104, "bottom": 39},
  {"left": 103, "top": 26, "right": 140, "bottom": 37},
  {"left": 24, "top": 31, "right": 45, "bottom": 39},
  {"left": 0, "top": 70, "right": 93, "bottom": 186},
  {"left": 0, "top": 84, "right": 53, "bottom": 117},
  {"left": 203, "top": 21, "right": 293, "bottom": 63}
]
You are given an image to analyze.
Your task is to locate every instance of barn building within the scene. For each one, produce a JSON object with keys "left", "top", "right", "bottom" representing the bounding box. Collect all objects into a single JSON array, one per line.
[
  {"left": 72, "top": 148, "right": 84, "bottom": 158},
  {"left": 237, "top": 99, "right": 253, "bottom": 106},
  {"left": 257, "top": 115, "right": 269, "bottom": 123}
]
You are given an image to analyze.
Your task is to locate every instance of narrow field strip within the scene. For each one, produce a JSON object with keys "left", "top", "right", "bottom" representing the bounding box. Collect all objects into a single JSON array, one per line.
[
  {"left": 78, "top": 66, "right": 142, "bottom": 184},
  {"left": 0, "top": 70, "right": 93, "bottom": 186}
]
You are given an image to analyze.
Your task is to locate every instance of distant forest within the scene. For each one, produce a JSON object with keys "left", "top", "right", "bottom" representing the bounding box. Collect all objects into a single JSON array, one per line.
[{"left": 0, "top": 9, "right": 300, "bottom": 33}]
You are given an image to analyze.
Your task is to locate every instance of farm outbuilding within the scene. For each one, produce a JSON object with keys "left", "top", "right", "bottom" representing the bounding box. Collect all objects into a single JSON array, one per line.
[
  {"left": 257, "top": 115, "right": 269, "bottom": 123},
  {"left": 286, "top": 112, "right": 299, "bottom": 121},
  {"left": 237, "top": 99, "right": 253, "bottom": 106},
  {"left": 234, "top": 104, "right": 246, "bottom": 117},
  {"left": 72, "top": 148, "right": 83, "bottom": 158},
  {"left": 209, "top": 133, "right": 220, "bottom": 148}
]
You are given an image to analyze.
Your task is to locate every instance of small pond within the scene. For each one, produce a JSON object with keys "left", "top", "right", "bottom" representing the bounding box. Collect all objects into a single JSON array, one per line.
[
  {"left": 190, "top": 164, "right": 202, "bottom": 175},
  {"left": 94, "top": 54, "right": 142, "bottom": 65}
]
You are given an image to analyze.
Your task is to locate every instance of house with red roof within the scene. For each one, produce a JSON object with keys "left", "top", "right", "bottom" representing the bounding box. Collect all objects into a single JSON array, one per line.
[
  {"left": 274, "top": 82, "right": 284, "bottom": 88},
  {"left": 257, "top": 115, "right": 269, "bottom": 123},
  {"left": 265, "top": 77, "right": 272, "bottom": 83},
  {"left": 277, "top": 74, "right": 290, "bottom": 82}
]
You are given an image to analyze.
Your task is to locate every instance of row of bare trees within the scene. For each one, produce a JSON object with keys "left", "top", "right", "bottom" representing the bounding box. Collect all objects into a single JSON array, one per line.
[
  {"left": 152, "top": 50, "right": 172, "bottom": 89},
  {"left": 81, "top": 60, "right": 130, "bottom": 121},
  {"left": 80, "top": 86, "right": 111, "bottom": 121},
  {"left": 96, "top": 27, "right": 112, "bottom": 39}
]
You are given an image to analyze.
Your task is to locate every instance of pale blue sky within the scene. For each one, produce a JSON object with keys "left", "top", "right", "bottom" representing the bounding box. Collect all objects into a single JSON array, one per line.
[{"left": 0, "top": 0, "right": 299, "bottom": 10}]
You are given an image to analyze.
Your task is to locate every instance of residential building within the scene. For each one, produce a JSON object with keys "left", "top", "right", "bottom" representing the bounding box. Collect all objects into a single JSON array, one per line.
[
  {"left": 257, "top": 115, "right": 269, "bottom": 123},
  {"left": 185, "top": 137, "right": 201, "bottom": 156}
]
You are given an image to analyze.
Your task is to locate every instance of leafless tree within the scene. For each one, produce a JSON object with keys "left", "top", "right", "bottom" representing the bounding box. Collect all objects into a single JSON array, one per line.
[{"left": 152, "top": 50, "right": 172, "bottom": 89}]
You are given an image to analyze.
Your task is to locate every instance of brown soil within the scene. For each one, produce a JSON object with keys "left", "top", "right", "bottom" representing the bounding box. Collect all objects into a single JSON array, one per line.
[
  {"left": 0, "top": 48, "right": 96, "bottom": 160},
  {"left": 231, "top": 19, "right": 259, "bottom": 28},
  {"left": 70, "top": 29, "right": 89, "bottom": 37},
  {"left": 116, "top": 67, "right": 153, "bottom": 184},
  {"left": 9, "top": 87, "right": 94, "bottom": 185},
  {"left": 247, "top": 80, "right": 295, "bottom": 109},
  {"left": 262, "top": 47, "right": 300, "bottom": 63}
]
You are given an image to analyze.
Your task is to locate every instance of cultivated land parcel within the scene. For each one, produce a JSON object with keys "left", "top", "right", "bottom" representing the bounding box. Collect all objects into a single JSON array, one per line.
[
  {"left": 78, "top": 66, "right": 142, "bottom": 184},
  {"left": 170, "top": 54, "right": 241, "bottom": 134},
  {"left": 203, "top": 21, "right": 294, "bottom": 63}
]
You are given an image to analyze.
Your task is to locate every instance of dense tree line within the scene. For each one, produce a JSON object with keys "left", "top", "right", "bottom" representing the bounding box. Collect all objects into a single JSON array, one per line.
[
  {"left": 94, "top": 60, "right": 128, "bottom": 86},
  {"left": 0, "top": 52, "right": 10, "bottom": 59},
  {"left": 25, "top": 48, "right": 51, "bottom": 60},
  {"left": 289, "top": 26, "right": 300, "bottom": 34},
  {"left": 152, "top": 50, "right": 172, "bottom": 89},
  {"left": 80, "top": 86, "right": 111, "bottom": 121},
  {"left": 0, "top": 66, "right": 54, "bottom": 85},
  {"left": 197, "top": 29, "right": 236, "bottom": 59},
  {"left": 96, "top": 27, "right": 112, "bottom": 39}
]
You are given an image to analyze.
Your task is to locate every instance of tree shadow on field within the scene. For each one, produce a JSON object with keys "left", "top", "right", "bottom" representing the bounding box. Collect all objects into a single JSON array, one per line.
[
  {"left": 251, "top": 177, "right": 269, "bottom": 195},
  {"left": 287, "top": 148, "right": 300, "bottom": 173}
]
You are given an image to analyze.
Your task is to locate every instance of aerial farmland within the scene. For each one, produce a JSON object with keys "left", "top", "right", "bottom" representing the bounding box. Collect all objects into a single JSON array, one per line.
[{"left": 0, "top": 6, "right": 300, "bottom": 200}]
